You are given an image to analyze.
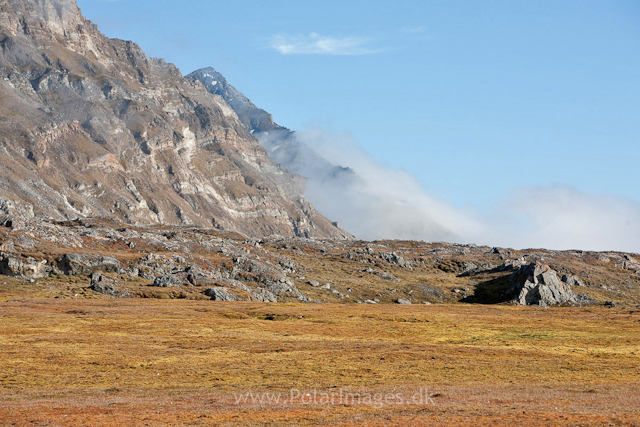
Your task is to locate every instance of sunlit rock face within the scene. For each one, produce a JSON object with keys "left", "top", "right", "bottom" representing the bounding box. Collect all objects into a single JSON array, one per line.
[
  {"left": 0, "top": 0, "right": 351, "bottom": 239},
  {"left": 507, "top": 262, "right": 579, "bottom": 306}
]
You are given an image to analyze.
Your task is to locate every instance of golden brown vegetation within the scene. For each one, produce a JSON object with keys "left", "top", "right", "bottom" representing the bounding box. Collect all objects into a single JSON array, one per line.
[{"left": 1, "top": 299, "right": 639, "bottom": 426}]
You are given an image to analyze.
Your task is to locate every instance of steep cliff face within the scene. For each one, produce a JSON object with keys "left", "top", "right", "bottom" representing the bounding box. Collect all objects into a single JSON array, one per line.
[{"left": 0, "top": 0, "right": 351, "bottom": 239}]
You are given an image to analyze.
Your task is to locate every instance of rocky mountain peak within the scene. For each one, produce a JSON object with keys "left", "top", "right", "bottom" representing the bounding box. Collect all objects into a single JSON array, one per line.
[
  {"left": 188, "top": 67, "right": 279, "bottom": 133},
  {"left": 188, "top": 68, "right": 357, "bottom": 186}
]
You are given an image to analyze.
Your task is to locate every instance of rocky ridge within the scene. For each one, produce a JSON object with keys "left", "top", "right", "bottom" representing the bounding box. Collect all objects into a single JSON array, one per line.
[{"left": 0, "top": 215, "right": 638, "bottom": 306}]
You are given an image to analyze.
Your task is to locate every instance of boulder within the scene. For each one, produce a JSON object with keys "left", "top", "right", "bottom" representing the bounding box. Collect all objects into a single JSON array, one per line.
[
  {"left": 152, "top": 274, "right": 181, "bottom": 287},
  {"left": 507, "top": 262, "right": 579, "bottom": 306},
  {"left": 230, "top": 256, "right": 303, "bottom": 297},
  {"left": 457, "top": 262, "right": 478, "bottom": 276},
  {"left": 396, "top": 298, "right": 412, "bottom": 305},
  {"left": 493, "top": 247, "right": 514, "bottom": 260},
  {"left": 379, "top": 252, "right": 411, "bottom": 269},
  {"left": 498, "top": 257, "right": 528, "bottom": 272},
  {"left": 205, "top": 287, "right": 239, "bottom": 301},
  {"left": 622, "top": 255, "right": 640, "bottom": 273},
  {"left": 264, "top": 276, "right": 303, "bottom": 297},
  {"left": 458, "top": 262, "right": 497, "bottom": 277},
  {"left": 0, "top": 253, "right": 50, "bottom": 278},
  {"left": 90, "top": 272, "right": 129, "bottom": 297},
  {"left": 208, "top": 278, "right": 278, "bottom": 302},
  {"left": 250, "top": 287, "right": 278, "bottom": 303}
]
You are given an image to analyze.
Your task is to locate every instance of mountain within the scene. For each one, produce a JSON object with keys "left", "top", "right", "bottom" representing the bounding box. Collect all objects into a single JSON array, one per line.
[
  {"left": 188, "top": 68, "right": 356, "bottom": 185},
  {"left": 0, "top": 0, "right": 350, "bottom": 239}
]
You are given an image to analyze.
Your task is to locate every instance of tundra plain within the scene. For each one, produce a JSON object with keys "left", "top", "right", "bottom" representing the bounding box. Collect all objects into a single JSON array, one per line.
[{"left": 1, "top": 298, "right": 639, "bottom": 426}]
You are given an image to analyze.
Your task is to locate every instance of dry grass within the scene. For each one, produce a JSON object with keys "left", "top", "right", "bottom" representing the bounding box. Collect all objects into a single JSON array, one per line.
[{"left": 0, "top": 300, "right": 639, "bottom": 425}]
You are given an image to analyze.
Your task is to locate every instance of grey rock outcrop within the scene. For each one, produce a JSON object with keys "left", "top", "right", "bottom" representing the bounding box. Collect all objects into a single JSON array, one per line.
[
  {"left": 58, "top": 254, "right": 122, "bottom": 275},
  {"left": 622, "top": 255, "right": 640, "bottom": 273},
  {"left": 0, "top": 252, "right": 49, "bottom": 278},
  {"left": 379, "top": 252, "right": 412, "bottom": 269},
  {"left": 205, "top": 287, "right": 239, "bottom": 301},
  {"left": 90, "top": 272, "right": 129, "bottom": 297},
  {"left": 152, "top": 274, "right": 181, "bottom": 287},
  {"left": 0, "top": 214, "right": 634, "bottom": 306},
  {"left": 507, "top": 262, "right": 579, "bottom": 306},
  {"left": 498, "top": 257, "right": 528, "bottom": 271},
  {"left": 250, "top": 287, "right": 278, "bottom": 303}
]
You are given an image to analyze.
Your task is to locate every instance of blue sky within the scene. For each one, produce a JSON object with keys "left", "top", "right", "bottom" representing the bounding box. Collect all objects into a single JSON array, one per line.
[{"left": 76, "top": 0, "right": 640, "bottom": 249}]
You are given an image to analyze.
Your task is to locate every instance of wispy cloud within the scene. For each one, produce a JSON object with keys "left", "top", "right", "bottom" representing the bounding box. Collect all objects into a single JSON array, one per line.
[
  {"left": 400, "top": 25, "right": 427, "bottom": 34},
  {"left": 269, "top": 33, "right": 378, "bottom": 55}
]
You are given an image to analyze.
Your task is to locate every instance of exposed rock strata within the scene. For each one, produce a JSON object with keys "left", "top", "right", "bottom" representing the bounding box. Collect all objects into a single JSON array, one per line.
[{"left": 0, "top": 0, "right": 350, "bottom": 239}]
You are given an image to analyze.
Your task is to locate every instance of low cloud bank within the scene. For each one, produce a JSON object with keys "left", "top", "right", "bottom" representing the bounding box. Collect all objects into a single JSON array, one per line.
[
  {"left": 290, "top": 129, "right": 640, "bottom": 252},
  {"left": 493, "top": 187, "right": 640, "bottom": 252}
]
